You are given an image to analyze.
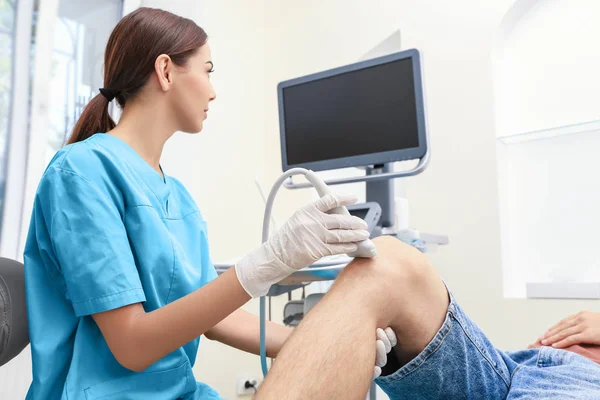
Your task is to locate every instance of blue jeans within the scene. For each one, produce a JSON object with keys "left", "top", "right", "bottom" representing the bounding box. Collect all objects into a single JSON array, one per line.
[{"left": 374, "top": 287, "right": 600, "bottom": 399}]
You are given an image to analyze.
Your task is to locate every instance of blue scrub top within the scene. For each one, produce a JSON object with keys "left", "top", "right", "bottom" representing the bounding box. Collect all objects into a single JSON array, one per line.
[{"left": 23, "top": 133, "right": 223, "bottom": 399}]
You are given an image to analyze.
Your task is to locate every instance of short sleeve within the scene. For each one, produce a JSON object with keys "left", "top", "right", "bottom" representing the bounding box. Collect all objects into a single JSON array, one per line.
[{"left": 44, "top": 168, "right": 146, "bottom": 317}]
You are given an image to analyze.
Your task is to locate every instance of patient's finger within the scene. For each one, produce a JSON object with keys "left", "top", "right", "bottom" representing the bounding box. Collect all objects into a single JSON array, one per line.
[
  {"left": 545, "top": 314, "right": 578, "bottom": 337},
  {"left": 543, "top": 326, "right": 581, "bottom": 346},
  {"left": 552, "top": 333, "right": 585, "bottom": 349}
]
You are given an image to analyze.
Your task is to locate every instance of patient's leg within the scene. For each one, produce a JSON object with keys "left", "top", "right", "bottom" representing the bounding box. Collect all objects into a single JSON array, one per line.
[{"left": 256, "top": 236, "right": 449, "bottom": 400}]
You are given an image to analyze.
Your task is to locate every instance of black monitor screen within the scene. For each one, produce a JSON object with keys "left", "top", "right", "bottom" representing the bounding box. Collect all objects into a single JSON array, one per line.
[{"left": 282, "top": 57, "right": 418, "bottom": 166}]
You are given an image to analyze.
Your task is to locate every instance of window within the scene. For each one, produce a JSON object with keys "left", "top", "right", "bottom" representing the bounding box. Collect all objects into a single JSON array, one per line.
[
  {"left": 0, "top": 0, "right": 140, "bottom": 260},
  {"left": 46, "top": 0, "right": 123, "bottom": 164},
  {"left": 0, "top": 0, "right": 17, "bottom": 234}
]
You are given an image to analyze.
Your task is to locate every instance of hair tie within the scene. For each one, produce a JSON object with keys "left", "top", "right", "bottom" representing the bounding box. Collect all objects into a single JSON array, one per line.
[{"left": 99, "top": 88, "right": 117, "bottom": 102}]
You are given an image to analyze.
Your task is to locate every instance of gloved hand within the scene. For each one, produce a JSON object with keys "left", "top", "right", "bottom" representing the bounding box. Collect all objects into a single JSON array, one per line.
[
  {"left": 235, "top": 194, "right": 370, "bottom": 297},
  {"left": 373, "top": 327, "right": 398, "bottom": 380}
]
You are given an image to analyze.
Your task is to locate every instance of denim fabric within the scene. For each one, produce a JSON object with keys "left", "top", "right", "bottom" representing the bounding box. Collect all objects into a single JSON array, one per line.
[
  {"left": 505, "top": 346, "right": 600, "bottom": 400},
  {"left": 375, "top": 287, "right": 600, "bottom": 399}
]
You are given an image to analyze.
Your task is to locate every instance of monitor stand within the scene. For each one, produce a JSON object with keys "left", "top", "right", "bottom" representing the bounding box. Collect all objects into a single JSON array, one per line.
[{"left": 366, "top": 163, "right": 395, "bottom": 228}]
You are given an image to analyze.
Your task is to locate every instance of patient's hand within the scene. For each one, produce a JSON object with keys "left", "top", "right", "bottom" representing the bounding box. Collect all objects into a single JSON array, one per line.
[{"left": 534, "top": 311, "right": 600, "bottom": 349}]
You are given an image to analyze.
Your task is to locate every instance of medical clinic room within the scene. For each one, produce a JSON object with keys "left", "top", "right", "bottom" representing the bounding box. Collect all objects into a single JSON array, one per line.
[{"left": 1, "top": 0, "right": 599, "bottom": 399}]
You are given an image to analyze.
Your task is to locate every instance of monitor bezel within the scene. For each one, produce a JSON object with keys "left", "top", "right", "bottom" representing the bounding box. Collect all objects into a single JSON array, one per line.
[{"left": 277, "top": 48, "right": 428, "bottom": 172}]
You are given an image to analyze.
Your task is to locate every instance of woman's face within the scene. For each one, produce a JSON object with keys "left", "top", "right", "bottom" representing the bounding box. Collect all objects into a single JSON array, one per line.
[{"left": 170, "top": 43, "right": 217, "bottom": 134}]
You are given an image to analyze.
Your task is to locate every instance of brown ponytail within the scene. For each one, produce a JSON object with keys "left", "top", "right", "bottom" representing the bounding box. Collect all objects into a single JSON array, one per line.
[
  {"left": 68, "top": 93, "right": 116, "bottom": 144},
  {"left": 67, "top": 7, "right": 208, "bottom": 145}
]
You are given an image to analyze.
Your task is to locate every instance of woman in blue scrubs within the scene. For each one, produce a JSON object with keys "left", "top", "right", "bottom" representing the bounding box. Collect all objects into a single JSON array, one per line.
[{"left": 23, "top": 7, "right": 378, "bottom": 400}]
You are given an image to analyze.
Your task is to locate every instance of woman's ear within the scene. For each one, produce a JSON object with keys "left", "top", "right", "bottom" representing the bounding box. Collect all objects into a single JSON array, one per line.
[{"left": 154, "top": 54, "right": 173, "bottom": 92}]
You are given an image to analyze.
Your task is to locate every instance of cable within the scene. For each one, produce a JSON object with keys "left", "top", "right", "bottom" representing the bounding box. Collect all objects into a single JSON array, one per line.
[
  {"left": 257, "top": 174, "right": 279, "bottom": 370},
  {"left": 255, "top": 177, "right": 278, "bottom": 233},
  {"left": 258, "top": 176, "right": 279, "bottom": 370},
  {"left": 259, "top": 168, "right": 311, "bottom": 377},
  {"left": 268, "top": 295, "right": 273, "bottom": 368},
  {"left": 260, "top": 296, "right": 268, "bottom": 376}
]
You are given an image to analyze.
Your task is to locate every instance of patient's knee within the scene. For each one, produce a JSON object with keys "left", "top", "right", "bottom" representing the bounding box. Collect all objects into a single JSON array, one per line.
[
  {"left": 371, "top": 236, "right": 431, "bottom": 279},
  {"left": 344, "top": 235, "right": 433, "bottom": 289},
  {"left": 335, "top": 236, "right": 440, "bottom": 326}
]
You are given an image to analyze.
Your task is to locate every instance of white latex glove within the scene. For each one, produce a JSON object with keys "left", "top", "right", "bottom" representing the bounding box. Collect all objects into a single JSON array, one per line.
[
  {"left": 373, "top": 327, "right": 398, "bottom": 380},
  {"left": 235, "top": 194, "right": 370, "bottom": 297}
]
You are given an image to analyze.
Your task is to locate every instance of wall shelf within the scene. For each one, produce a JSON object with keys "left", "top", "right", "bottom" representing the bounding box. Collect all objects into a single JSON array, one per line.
[
  {"left": 527, "top": 282, "right": 600, "bottom": 300},
  {"left": 498, "top": 119, "right": 600, "bottom": 145}
]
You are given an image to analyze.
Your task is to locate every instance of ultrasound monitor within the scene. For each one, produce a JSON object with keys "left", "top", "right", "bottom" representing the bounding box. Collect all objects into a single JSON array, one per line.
[{"left": 277, "top": 48, "right": 428, "bottom": 172}]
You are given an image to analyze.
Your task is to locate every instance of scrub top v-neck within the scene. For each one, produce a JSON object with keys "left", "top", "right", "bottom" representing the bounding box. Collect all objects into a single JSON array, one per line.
[{"left": 24, "top": 133, "right": 223, "bottom": 399}]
